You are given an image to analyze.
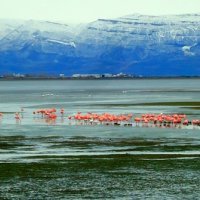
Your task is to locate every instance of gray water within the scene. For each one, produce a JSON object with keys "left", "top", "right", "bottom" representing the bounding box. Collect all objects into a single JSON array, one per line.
[{"left": 0, "top": 79, "right": 200, "bottom": 199}]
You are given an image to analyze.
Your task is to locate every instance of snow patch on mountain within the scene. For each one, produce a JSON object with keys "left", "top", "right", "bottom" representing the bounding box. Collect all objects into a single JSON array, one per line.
[
  {"left": 47, "top": 39, "right": 76, "bottom": 48},
  {"left": 182, "top": 45, "right": 195, "bottom": 56}
]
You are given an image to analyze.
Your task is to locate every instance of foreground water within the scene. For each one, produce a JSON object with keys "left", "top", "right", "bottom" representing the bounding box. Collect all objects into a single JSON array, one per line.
[{"left": 0, "top": 79, "right": 200, "bottom": 199}]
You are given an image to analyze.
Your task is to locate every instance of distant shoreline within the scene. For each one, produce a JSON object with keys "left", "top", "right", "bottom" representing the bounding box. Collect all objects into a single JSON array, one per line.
[{"left": 0, "top": 76, "right": 200, "bottom": 81}]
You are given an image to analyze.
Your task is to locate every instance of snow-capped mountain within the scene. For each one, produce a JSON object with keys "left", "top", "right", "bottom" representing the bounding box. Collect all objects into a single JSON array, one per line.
[{"left": 0, "top": 14, "right": 200, "bottom": 76}]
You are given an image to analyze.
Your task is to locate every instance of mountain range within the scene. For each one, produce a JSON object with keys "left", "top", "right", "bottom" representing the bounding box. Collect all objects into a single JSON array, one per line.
[{"left": 0, "top": 14, "right": 200, "bottom": 76}]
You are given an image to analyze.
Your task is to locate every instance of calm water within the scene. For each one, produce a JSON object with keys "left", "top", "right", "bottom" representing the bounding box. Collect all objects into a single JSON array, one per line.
[{"left": 0, "top": 79, "right": 200, "bottom": 199}]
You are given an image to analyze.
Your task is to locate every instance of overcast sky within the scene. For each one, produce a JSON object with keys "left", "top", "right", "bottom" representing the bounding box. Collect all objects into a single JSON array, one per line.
[{"left": 0, "top": 0, "right": 200, "bottom": 23}]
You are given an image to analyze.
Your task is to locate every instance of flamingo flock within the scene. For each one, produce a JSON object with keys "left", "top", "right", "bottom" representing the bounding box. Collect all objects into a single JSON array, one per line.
[
  {"left": 69, "top": 112, "right": 133, "bottom": 125},
  {"left": 134, "top": 113, "right": 187, "bottom": 127},
  {"left": 0, "top": 108, "right": 199, "bottom": 129},
  {"left": 33, "top": 108, "right": 58, "bottom": 120},
  {"left": 138, "top": 113, "right": 200, "bottom": 127},
  {"left": 68, "top": 112, "right": 200, "bottom": 128}
]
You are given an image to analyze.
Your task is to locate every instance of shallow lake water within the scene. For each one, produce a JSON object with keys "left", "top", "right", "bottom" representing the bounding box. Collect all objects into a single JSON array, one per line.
[{"left": 0, "top": 79, "right": 200, "bottom": 199}]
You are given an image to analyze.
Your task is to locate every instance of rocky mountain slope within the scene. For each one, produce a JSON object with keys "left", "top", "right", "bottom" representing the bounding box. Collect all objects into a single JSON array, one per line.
[{"left": 0, "top": 14, "right": 200, "bottom": 76}]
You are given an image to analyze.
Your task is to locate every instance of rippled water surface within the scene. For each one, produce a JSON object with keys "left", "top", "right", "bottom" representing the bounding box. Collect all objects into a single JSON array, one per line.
[{"left": 0, "top": 79, "right": 200, "bottom": 199}]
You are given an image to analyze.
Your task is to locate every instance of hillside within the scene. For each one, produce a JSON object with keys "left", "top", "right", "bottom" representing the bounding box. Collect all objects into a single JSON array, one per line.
[{"left": 0, "top": 14, "right": 200, "bottom": 76}]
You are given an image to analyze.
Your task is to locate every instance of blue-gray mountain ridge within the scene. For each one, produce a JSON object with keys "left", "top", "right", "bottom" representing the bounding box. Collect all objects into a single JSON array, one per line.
[{"left": 0, "top": 14, "right": 200, "bottom": 76}]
